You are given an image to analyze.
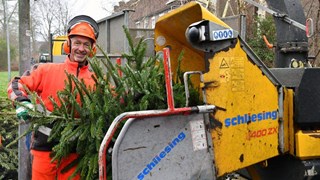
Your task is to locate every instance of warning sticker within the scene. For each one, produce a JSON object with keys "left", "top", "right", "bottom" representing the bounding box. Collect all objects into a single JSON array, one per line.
[
  {"left": 219, "top": 57, "right": 230, "bottom": 83},
  {"left": 220, "top": 69, "right": 230, "bottom": 83},
  {"left": 190, "top": 119, "right": 207, "bottom": 151},
  {"left": 230, "top": 57, "right": 245, "bottom": 92},
  {"left": 219, "top": 58, "right": 229, "bottom": 69}
]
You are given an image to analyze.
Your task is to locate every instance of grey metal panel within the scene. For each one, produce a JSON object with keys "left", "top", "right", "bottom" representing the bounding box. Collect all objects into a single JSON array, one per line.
[
  {"left": 221, "top": 15, "right": 246, "bottom": 40},
  {"left": 112, "top": 114, "right": 215, "bottom": 180},
  {"left": 109, "top": 15, "right": 126, "bottom": 54},
  {"left": 265, "top": 0, "right": 308, "bottom": 68},
  {"left": 266, "top": 0, "right": 306, "bottom": 43},
  {"left": 97, "top": 11, "right": 126, "bottom": 55},
  {"left": 270, "top": 67, "right": 320, "bottom": 125},
  {"left": 96, "top": 11, "right": 154, "bottom": 57},
  {"left": 269, "top": 68, "right": 305, "bottom": 88},
  {"left": 295, "top": 68, "right": 320, "bottom": 125},
  {"left": 97, "top": 20, "right": 108, "bottom": 53}
]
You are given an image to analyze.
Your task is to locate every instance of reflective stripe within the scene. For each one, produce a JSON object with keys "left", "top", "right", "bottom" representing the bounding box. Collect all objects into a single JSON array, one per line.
[
  {"left": 33, "top": 105, "right": 52, "bottom": 136},
  {"left": 38, "top": 126, "right": 52, "bottom": 136},
  {"left": 11, "top": 77, "right": 23, "bottom": 98},
  {"left": 8, "top": 77, "right": 30, "bottom": 102},
  {"left": 16, "top": 106, "right": 26, "bottom": 114}
]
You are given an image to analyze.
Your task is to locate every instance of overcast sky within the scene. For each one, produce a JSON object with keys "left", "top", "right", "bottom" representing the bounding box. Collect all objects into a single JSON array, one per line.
[{"left": 68, "top": 0, "right": 127, "bottom": 21}]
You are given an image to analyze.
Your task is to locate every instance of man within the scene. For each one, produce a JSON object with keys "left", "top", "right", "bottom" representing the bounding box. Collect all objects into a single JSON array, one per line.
[{"left": 7, "top": 15, "right": 99, "bottom": 179}]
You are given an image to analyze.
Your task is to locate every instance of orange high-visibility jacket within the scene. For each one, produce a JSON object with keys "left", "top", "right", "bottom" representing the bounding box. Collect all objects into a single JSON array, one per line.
[
  {"left": 8, "top": 57, "right": 95, "bottom": 151},
  {"left": 7, "top": 57, "right": 95, "bottom": 111}
]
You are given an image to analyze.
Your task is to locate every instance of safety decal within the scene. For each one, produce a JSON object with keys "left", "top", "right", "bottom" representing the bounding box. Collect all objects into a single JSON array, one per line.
[
  {"left": 136, "top": 132, "right": 186, "bottom": 180},
  {"left": 219, "top": 69, "right": 230, "bottom": 83},
  {"left": 190, "top": 119, "right": 207, "bottom": 151},
  {"left": 230, "top": 57, "right": 245, "bottom": 91},
  {"left": 219, "top": 58, "right": 229, "bottom": 69},
  {"left": 219, "top": 57, "right": 230, "bottom": 83}
]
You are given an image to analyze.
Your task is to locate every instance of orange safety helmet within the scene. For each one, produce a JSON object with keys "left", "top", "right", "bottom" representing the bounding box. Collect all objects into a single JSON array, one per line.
[{"left": 63, "top": 15, "right": 99, "bottom": 56}]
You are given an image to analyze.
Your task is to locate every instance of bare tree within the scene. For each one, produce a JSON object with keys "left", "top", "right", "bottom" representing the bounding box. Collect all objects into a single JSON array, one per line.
[
  {"left": 302, "top": 0, "right": 320, "bottom": 66},
  {"left": 101, "top": 0, "right": 126, "bottom": 15},
  {"left": 30, "top": 1, "right": 41, "bottom": 55},
  {"left": 32, "top": 0, "right": 73, "bottom": 42},
  {"left": 53, "top": 0, "right": 72, "bottom": 35},
  {"left": 0, "top": 0, "right": 18, "bottom": 38},
  {"left": 0, "top": 0, "right": 19, "bottom": 71}
]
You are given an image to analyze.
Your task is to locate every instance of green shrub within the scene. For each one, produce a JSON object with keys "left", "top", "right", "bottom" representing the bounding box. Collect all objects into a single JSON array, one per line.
[
  {"left": 247, "top": 15, "right": 276, "bottom": 67},
  {"left": 0, "top": 98, "right": 18, "bottom": 179}
]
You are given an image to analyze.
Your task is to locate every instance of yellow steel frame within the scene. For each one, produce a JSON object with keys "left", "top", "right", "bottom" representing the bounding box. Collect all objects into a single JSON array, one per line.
[
  {"left": 295, "top": 130, "right": 320, "bottom": 159},
  {"left": 204, "top": 42, "right": 282, "bottom": 176},
  {"left": 154, "top": 1, "right": 320, "bottom": 178}
]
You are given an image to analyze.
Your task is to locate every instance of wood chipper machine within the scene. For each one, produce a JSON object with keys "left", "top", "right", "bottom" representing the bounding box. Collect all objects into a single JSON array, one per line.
[{"left": 99, "top": 1, "right": 320, "bottom": 179}]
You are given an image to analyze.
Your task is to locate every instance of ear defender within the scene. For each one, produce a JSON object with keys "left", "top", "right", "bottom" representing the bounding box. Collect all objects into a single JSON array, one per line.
[{"left": 63, "top": 40, "right": 70, "bottom": 55}]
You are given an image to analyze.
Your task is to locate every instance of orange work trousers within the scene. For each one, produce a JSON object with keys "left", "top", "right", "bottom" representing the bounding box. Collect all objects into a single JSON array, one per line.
[{"left": 31, "top": 150, "right": 80, "bottom": 180}]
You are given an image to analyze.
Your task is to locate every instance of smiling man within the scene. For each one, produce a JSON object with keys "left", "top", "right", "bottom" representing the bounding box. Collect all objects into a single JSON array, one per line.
[{"left": 7, "top": 15, "right": 99, "bottom": 179}]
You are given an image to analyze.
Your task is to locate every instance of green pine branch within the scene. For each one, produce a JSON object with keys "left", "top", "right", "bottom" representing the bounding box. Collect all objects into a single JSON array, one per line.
[{"left": 6, "top": 26, "right": 202, "bottom": 179}]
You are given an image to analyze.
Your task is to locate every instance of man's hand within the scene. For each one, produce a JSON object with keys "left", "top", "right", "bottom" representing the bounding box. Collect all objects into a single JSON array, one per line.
[{"left": 16, "top": 101, "right": 34, "bottom": 122}]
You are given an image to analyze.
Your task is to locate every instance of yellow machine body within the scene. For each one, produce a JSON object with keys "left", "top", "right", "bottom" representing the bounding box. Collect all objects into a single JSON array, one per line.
[
  {"left": 52, "top": 35, "right": 67, "bottom": 56},
  {"left": 295, "top": 130, "right": 320, "bottom": 159},
  {"left": 154, "top": 2, "right": 294, "bottom": 177},
  {"left": 203, "top": 45, "right": 286, "bottom": 176},
  {"left": 154, "top": 2, "right": 222, "bottom": 86}
]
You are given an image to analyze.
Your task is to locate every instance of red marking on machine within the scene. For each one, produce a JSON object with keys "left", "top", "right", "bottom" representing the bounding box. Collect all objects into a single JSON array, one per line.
[{"left": 247, "top": 127, "right": 278, "bottom": 140}]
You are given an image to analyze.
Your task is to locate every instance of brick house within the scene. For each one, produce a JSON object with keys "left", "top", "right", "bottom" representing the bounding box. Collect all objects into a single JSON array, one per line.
[
  {"left": 111, "top": 0, "right": 249, "bottom": 39},
  {"left": 113, "top": 0, "right": 208, "bottom": 28}
]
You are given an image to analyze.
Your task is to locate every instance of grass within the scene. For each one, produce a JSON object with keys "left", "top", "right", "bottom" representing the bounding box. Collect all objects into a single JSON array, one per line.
[{"left": 0, "top": 71, "right": 18, "bottom": 98}]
